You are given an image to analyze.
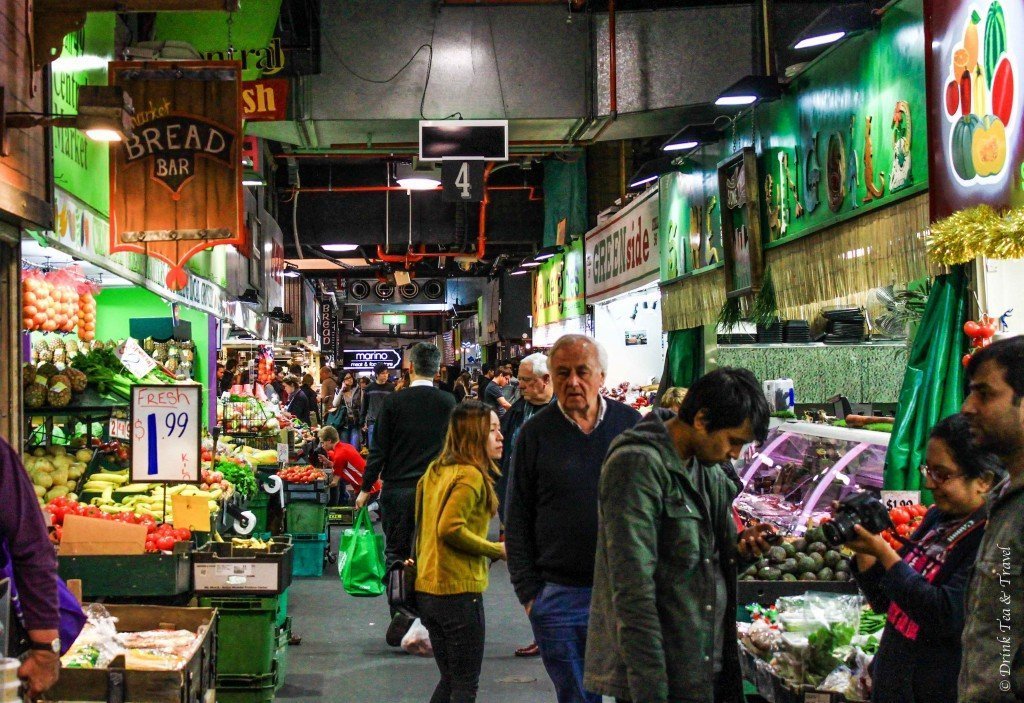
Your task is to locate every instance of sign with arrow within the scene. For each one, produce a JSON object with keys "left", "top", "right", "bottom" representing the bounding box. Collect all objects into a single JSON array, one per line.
[{"left": 342, "top": 348, "right": 402, "bottom": 371}]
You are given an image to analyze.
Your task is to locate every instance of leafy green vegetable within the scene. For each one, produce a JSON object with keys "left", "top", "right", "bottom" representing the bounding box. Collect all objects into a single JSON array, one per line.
[
  {"left": 805, "top": 622, "right": 856, "bottom": 686},
  {"left": 216, "top": 459, "right": 258, "bottom": 499}
]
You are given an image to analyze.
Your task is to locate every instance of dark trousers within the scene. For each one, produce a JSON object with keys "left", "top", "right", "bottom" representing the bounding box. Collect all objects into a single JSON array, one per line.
[
  {"left": 418, "top": 592, "right": 486, "bottom": 703},
  {"left": 378, "top": 485, "right": 417, "bottom": 570},
  {"left": 528, "top": 583, "right": 600, "bottom": 703},
  {"left": 615, "top": 674, "right": 729, "bottom": 703}
]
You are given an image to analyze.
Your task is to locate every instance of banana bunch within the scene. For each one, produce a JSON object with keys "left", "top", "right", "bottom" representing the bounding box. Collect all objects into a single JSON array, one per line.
[
  {"left": 80, "top": 468, "right": 130, "bottom": 493},
  {"left": 234, "top": 445, "right": 279, "bottom": 465},
  {"left": 231, "top": 536, "right": 271, "bottom": 550},
  {"left": 89, "top": 480, "right": 223, "bottom": 520}
]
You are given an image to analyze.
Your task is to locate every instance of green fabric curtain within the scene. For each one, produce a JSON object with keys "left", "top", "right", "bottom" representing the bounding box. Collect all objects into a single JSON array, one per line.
[
  {"left": 658, "top": 327, "right": 705, "bottom": 400},
  {"left": 543, "top": 158, "right": 588, "bottom": 247},
  {"left": 884, "top": 268, "right": 969, "bottom": 491}
]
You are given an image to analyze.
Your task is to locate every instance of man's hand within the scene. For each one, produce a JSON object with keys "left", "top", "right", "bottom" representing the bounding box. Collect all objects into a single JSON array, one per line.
[
  {"left": 737, "top": 523, "right": 777, "bottom": 558},
  {"left": 19, "top": 650, "right": 59, "bottom": 698},
  {"left": 355, "top": 490, "right": 371, "bottom": 509}
]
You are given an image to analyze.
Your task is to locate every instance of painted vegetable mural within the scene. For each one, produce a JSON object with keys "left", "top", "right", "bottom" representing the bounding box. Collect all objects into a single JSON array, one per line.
[{"left": 944, "top": 1, "right": 1015, "bottom": 183}]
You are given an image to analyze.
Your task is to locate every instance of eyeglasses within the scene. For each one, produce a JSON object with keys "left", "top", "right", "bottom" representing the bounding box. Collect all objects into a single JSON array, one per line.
[{"left": 919, "top": 464, "right": 964, "bottom": 484}]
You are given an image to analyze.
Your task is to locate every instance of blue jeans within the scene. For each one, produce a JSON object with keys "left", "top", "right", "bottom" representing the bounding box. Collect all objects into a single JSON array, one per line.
[
  {"left": 367, "top": 421, "right": 377, "bottom": 450},
  {"left": 345, "top": 425, "right": 361, "bottom": 450},
  {"left": 528, "top": 583, "right": 601, "bottom": 703}
]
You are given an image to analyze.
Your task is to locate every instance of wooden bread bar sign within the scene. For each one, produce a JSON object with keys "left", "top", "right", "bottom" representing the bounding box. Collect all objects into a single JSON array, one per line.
[{"left": 109, "top": 61, "right": 244, "bottom": 291}]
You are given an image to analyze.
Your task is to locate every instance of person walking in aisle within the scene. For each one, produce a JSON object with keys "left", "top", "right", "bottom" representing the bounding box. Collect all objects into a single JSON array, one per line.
[
  {"left": 283, "top": 376, "right": 313, "bottom": 426},
  {"left": 415, "top": 401, "right": 507, "bottom": 703},
  {"left": 482, "top": 369, "right": 512, "bottom": 418},
  {"left": 351, "top": 376, "right": 370, "bottom": 448},
  {"left": 958, "top": 336, "right": 1024, "bottom": 702},
  {"left": 319, "top": 366, "right": 338, "bottom": 422},
  {"left": 499, "top": 352, "right": 555, "bottom": 660},
  {"left": 453, "top": 372, "right": 472, "bottom": 403},
  {"left": 505, "top": 334, "right": 641, "bottom": 703},
  {"left": 362, "top": 363, "right": 395, "bottom": 448},
  {"left": 356, "top": 343, "right": 457, "bottom": 645},
  {"left": 585, "top": 368, "right": 784, "bottom": 703},
  {"left": 847, "top": 414, "right": 1000, "bottom": 703}
]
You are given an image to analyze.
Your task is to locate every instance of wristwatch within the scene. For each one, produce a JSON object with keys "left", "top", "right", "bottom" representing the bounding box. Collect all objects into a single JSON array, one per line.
[{"left": 28, "top": 637, "right": 60, "bottom": 654}]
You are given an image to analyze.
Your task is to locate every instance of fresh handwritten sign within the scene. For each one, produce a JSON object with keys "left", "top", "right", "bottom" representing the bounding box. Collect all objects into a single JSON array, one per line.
[
  {"left": 117, "top": 338, "right": 157, "bottom": 379},
  {"left": 130, "top": 384, "right": 201, "bottom": 483}
]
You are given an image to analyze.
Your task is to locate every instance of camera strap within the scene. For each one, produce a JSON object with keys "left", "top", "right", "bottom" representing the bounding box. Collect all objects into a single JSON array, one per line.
[{"left": 900, "top": 508, "right": 986, "bottom": 567}]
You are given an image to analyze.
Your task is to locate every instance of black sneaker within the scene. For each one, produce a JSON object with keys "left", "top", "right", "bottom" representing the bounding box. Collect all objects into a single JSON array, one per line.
[{"left": 385, "top": 611, "right": 415, "bottom": 647}]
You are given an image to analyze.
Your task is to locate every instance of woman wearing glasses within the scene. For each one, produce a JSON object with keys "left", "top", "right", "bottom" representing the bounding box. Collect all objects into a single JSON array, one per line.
[{"left": 846, "top": 413, "right": 1004, "bottom": 703}]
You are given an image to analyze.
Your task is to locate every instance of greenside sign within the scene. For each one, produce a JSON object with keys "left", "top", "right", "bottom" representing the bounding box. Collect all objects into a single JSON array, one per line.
[
  {"left": 659, "top": 169, "right": 723, "bottom": 282},
  {"left": 51, "top": 14, "right": 115, "bottom": 216},
  {"left": 532, "top": 238, "right": 585, "bottom": 327}
]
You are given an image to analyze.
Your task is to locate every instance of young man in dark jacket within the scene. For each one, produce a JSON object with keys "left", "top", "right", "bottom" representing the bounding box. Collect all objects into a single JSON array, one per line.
[
  {"left": 361, "top": 363, "right": 395, "bottom": 448},
  {"left": 585, "top": 367, "right": 774, "bottom": 703}
]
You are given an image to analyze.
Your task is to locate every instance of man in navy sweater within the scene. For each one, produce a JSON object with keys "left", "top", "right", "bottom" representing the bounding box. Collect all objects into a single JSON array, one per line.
[{"left": 506, "top": 334, "right": 641, "bottom": 703}]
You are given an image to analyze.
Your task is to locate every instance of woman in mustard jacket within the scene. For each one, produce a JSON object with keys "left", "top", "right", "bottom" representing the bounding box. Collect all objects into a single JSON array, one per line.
[{"left": 415, "top": 400, "right": 506, "bottom": 703}]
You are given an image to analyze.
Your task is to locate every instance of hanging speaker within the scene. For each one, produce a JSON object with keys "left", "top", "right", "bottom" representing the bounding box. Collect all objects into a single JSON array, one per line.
[
  {"left": 348, "top": 280, "right": 370, "bottom": 300},
  {"left": 422, "top": 279, "right": 444, "bottom": 300},
  {"left": 375, "top": 281, "right": 396, "bottom": 300},
  {"left": 398, "top": 281, "right": 421, "bottom": 301}
]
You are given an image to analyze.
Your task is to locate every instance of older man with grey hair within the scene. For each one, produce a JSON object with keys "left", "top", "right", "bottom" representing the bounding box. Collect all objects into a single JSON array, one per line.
[
  {"left": 357, "top": 342, "right": 456, "bottom": 646},
  {"left": 506, "top": 334, "right": 641, "bottom": 702}
]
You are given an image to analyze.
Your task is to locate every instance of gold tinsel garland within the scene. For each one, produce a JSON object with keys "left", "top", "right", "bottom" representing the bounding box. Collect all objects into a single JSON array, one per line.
[{"left": 928, "top": 205, "right": 1024, "bottom": 265}]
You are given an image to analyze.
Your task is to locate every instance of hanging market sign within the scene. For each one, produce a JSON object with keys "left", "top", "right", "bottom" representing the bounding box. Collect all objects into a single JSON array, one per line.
[
  {"left": 659, "top": 169, "right": 722, "bottom": 282},
  {"left": 109, "top": 61, "right": 244, "bottom": 291},
  {"left": 51, "top": 14, "right": 115, "bottom": 216},
  {"left": 925, "top": 0, "right": 1023, "bottom": 220},
  {"left": 203, "top": 39, "right": 286, "bottom": 76},
  {"left": 719, "top": 148, "right": 765, "bottom": 298},
  {"left": 320, "top": 303, "right": 338, "bottom": 366},
  {"left": 342, "top": 349, "right": 402, "bottom": 371},
  {"left": 584, "top": 188, "right": 660, "bottom": 304},
  {"left": 241, "top": 79, "right": 289, "bottom": 122},
  {"left": 532, "top": 237, "right": 585, "bottom": 327}
]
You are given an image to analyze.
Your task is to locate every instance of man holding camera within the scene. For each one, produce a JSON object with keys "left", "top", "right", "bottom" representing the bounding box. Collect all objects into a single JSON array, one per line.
[
  {"left": 584, "top": 367, "right": 774, "bottom": 703},
  {"left": 959, "top": 336, "right": 1024, "bottom": 702}
]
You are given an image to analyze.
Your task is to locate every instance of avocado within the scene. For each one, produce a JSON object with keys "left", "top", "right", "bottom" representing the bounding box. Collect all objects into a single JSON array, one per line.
[
  {"left": 768, "top": 546, "right": 788, "bottom": 563},
  {"left": 782, "top": 573, "right": 797, "bottom": 582},
  {"left": 792, "top": 538, "right": 808, "bottom": 552},
  {"left": 779, "top": 558, "right": 798, "bottom": 574},
  {"left": 798, "top": 572, "right": 819, "bottom": 581},
  {"left": 741, "top": 574, "right": 756, "bottom": 581},
  {"left": 796, "top": 556, "right": 817, "bottom": 573},
  {"left": 781, "top": 541, "right": 796, "bottom": 558},
  {"left": 742, "top": 564, "right": 759, "bottom": 578},
  {"left": 824, "top": 550, "right": 842, "bottom": 568},
  {"left": 805, "top": 527, "right": 825, "bottom": 543},
  {"left": 834, "top": 570, "right": 850, "bottom": 582},
  {"left": 837, "top": 559, "right": 851, "bottom": 573},
  {"left": 809, "top": 552, "right": 826, "bottom": 569},
  {"left": 758, "top": 567, "right": 783, "bottom": 581},
  {"left": 817, "top": 567, "right": 835, "bottom": 581},
  {"left": 755, "top": 557, "right": 770, "bottom": 570},
  {"left": 807, "top": 542, "right": 828, "bottom": 555}
]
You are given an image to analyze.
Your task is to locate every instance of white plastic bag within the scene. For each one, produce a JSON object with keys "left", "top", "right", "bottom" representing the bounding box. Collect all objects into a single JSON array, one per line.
[{"left": 401, "top": 618, "right": 433, "bottom": 657}]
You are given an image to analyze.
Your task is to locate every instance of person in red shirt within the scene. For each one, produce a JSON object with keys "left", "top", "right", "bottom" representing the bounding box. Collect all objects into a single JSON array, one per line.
[{"left": 317, "top": 426, "right": 379, "bottom": 502}]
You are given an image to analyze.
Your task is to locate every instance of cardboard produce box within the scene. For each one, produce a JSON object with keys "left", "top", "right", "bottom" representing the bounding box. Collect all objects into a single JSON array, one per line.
[{"left": 42, "top": 605, "right": 216, "bottom": 703}]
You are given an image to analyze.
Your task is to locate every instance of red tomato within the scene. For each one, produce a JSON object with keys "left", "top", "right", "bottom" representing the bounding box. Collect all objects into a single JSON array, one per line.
[
  {"left": 896, "top": 523, "right": 911, "bottom": 537},
  {"left": 176, "top": 528, "right": 192, "bottom": 541},
  {"left": 155, "top": 535, "right": 176, "bottom": 551},
  {"left": 890, "top": 508, "right": 911, "bottom": 526},
  {"left": 964, "top": 320, "right": 982, "bottom": 338}
]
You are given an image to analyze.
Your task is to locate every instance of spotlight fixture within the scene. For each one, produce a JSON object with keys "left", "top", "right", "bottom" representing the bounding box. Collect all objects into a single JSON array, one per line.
[
  {"left": 321, "top": 243, "right": 360, "bottom": 253},
  {"left": 509, "top": 267, "right": 531, "bottom": 276},
  {"left": 237, "top": 288, "right": 260, "bottom": 305},
  {"left": 662, "top": 123, "right": 723, "bottom": 153},
  {"left": 714, "top": 75, "right": 783, "bottom": 107},
  {"left": 520, "top": 259, "right": 542, "bottom": 269},
  {"left": 628, "top": 156, "right": 680, "bottom": 190},
  {"left": 268, "top": 307, "right": 294, "bottom": 324},
  {"left": 2, "top": 85, "right": 134, "bottom": 148},
  {"left": 534, "top": 245, "right": 565, "bottom": 261},
  {"left": 791, "top": 3, "right": 877, "bottom": 51},
  {"left": 242, "top": 167, "right": 265, "bottom": 187},
  {"left": 395, "top": 160, "right": 441, "bottom": 190}
]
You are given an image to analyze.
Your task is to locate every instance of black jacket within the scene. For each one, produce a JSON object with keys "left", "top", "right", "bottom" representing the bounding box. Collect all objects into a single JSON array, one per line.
[
  {"left": 853, "top": 506, "right": 988, "bottom": 703},
  {"left": 287, "top": 388, "right": 313, "bottom": 425}
]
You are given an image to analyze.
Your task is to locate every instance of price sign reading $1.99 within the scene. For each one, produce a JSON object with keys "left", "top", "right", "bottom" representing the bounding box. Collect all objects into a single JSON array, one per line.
[
  {"left": 130, "top": 385, "right": 202, "bottom": 483},
  {"left": 880, "top": 490, "right": 921, "bottom": 510}
]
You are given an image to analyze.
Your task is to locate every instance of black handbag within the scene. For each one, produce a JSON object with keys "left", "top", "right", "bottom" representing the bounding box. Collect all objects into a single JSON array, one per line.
[{"left": 387, "top": 485, "right": 422, "bottom": 615}]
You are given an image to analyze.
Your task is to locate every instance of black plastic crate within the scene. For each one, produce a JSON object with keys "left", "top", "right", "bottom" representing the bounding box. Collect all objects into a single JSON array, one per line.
[{"left": 192, "top": 536, "right": 293, "bottom": 596}]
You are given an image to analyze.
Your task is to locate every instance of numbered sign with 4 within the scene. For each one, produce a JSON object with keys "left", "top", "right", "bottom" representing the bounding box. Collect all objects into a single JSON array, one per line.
[{"left": 130, "top": 384, "right": 202, "bottom": 483}]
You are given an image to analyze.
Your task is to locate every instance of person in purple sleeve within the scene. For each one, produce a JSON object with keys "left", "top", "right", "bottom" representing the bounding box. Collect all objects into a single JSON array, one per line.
[{"left": 0, "top": 436, "right": 61, "bottom": 697}]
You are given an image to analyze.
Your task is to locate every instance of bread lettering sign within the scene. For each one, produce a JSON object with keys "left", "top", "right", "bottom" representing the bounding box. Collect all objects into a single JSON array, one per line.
[
  {"left": 123, "top": 115, "right": 235, "bottom": 194},
  {"left": 131, "top": 385, "right": 202, "bottom": 483}
]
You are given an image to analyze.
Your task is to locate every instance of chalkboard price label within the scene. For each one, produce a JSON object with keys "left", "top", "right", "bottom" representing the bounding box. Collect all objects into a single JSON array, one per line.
[{"left": 130, "top": 384, "right": 202, "bottom": 483}]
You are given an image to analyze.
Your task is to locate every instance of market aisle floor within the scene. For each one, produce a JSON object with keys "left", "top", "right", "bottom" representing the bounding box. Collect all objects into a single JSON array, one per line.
[{"left": 278, "top": 527, "right": 561, "bottom": 703}]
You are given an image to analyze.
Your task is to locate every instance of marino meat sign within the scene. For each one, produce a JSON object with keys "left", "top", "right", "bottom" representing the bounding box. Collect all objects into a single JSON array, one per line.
[
  {"left": 109, "top": 62, "right": 244, "bottom": 291},
  {"left": 584, "top": 188, "right": 660, "bottom": 304}
]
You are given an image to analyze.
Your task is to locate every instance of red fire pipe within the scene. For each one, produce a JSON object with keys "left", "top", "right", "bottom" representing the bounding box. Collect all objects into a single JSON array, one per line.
[{"left": 376, "top": 163, "right": 495, "bottom": 266}]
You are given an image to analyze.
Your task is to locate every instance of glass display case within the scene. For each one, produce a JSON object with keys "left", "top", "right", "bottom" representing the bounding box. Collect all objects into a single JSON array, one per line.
[{"left": 736, "top": 422, "right": 890, "bottom": 534}]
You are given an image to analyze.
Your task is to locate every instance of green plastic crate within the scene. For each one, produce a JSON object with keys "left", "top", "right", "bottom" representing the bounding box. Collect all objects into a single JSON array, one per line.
[
  {"left": 276, "top": 588, "right": 289, "bottom": 628},
  {"left": 199, "top": 595, "right": 279, "bottom": 677},
  {"left": 57, "top": 543, "right": 191, "bottom": 599},
  {"left": 248, "top": 492, "right": 270, "bottom": 533},
  {"left": 288, "top": 532, "right": 327, "bottom": 578},
  {"left": 216, "top": 666, "right": 277, "bottom": 703},
  {"left": 286, "top": 502, "right": 327, "bottom": 534},
  {"left": 274, "top": 617, "right": 291, "bottom": 692}
]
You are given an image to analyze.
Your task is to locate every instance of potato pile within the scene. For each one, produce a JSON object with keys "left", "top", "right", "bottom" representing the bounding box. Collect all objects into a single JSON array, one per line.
[{"left": 23, "top": 445, "right": 90, "bottom": 506}]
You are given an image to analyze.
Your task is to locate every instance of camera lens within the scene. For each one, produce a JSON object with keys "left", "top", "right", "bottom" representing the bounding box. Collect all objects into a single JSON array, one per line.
[{"left": 822, "top": 516, "right": 854, "bottom": 547}]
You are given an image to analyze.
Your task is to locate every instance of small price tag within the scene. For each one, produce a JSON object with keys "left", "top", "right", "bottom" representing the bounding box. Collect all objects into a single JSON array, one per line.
[
  {"left": 108, "top": 417, "right": 131, "bottom": 440},
  {"left": 117, "top": 338, "right": 157, "bottom": 379},
  {"left": 277, "top": 442, "right": 289, "bottom": 465},
  {"left": 880, "top": 490, "right": 921, "bottom": 510},
  {"left": 171, "top": 494, "right": 212, "bottom": 532}
]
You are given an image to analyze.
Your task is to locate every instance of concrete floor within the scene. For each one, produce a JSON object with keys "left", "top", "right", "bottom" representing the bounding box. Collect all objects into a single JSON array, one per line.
[{"left": 277, "top": 527, "right": 561, "bottom": 703}]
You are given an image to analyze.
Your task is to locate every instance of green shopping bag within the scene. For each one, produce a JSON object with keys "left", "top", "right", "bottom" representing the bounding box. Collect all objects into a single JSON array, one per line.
[{"left": 338, "top": 507, "right": 386, "bottom": 597}]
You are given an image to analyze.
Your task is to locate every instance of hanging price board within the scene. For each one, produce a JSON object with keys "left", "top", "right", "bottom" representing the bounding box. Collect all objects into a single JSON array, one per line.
[
  {"left": 117, "top": 338, "right": 158, "bottom": 379},
  {"left": 130, "top": 385, "right": 202, "bottom": 483}
]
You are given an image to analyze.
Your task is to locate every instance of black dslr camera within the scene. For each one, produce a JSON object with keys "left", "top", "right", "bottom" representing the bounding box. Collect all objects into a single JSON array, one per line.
[{"left": 822, "top": 492, "right": 893, "bottom": 547}]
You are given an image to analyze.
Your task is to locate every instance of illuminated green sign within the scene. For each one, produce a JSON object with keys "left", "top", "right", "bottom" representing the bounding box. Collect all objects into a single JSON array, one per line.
[{"left": 382, "top": 314, "right": 408, "bottom": 325}]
